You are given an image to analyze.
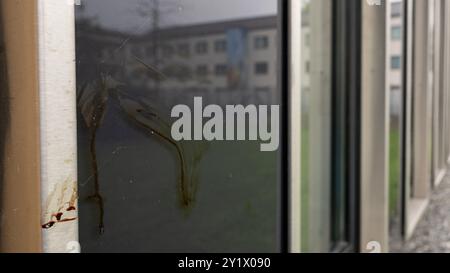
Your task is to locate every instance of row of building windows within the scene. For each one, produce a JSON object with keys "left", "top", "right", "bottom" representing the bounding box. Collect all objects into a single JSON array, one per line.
[
  {"left": 198, "top": 62, "right": 270, "bottom": 76},
  {"left": 390, "top": 1, "right": 403, "bottom": 73},
  {"left": 193, "top": 39, "right": 227, "bottom": 55},
  {"left": 177, "top": 86, "right": 272, "bottom": 93},
  {"left": 142, "top": 62, "right": 271, "bottom": 80},
  {"left": 130, "top": 35, "right": 270, "bottom": 59}
]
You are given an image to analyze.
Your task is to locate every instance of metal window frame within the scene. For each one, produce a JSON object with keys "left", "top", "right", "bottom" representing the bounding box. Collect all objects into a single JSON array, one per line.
[
  {"left": 430, "top": 0, "right": 446, "bottom": 188},
  {"left": 331, "top": 0, "right": 362, "bottom": 253},
  {"left": 403, "top": 0, "right": 432, "bottom": 240},
  {"left": 303, "top": 0, "right": 333, "bottom": 253},
  {"left": 445, "top": 0, "right": 450, "bottom": 166},
  {"left": 287, "top": 0, "right": 302, "bottom": 253},
  {"left": 359, "top": 0, "right": 389, "bottom": 253},
  {"left": 400, "top": 0, "right": 413, "bottom": 241}
]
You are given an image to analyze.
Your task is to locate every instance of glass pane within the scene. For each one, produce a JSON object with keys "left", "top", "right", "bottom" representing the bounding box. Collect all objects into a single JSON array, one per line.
[
  {"left": 75, "top": 0, "right": 282, "bottom": 252},
  {"left": 388, "top": 0, "right": 404, "bottom": 246}
]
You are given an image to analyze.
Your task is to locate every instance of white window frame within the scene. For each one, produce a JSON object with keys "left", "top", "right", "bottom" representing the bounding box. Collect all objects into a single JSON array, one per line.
[{"left": 38, "top": 0, "right": 78, "bottom": 253}]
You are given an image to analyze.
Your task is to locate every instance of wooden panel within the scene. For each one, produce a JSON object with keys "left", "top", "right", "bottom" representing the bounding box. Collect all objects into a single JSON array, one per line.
[{"left": 0, "top": 0, "right": 41, "bottom": 252}]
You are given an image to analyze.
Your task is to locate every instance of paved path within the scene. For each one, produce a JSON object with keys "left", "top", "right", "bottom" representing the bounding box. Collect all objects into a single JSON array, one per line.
[{"left": 391, "top": 173, "right": 450, "bottom": 253}]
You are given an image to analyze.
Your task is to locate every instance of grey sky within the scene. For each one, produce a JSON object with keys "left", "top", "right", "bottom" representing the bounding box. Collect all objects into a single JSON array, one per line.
[{"left": 77, "top": 0, "right": 277, "bottom": 33}]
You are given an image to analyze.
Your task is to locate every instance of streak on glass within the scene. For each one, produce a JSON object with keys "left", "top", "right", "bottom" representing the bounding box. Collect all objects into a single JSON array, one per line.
[{"left": 75, "top": 0, "right": 281, "bottom": 252}]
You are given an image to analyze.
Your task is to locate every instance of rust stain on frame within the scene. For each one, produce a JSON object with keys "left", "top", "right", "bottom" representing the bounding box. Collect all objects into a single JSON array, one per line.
[
  {"left": 41, "top": 179, "right": 78, "bottom": 230},
  {"left": 0, "top": 0, "right": 42, "bottom": 252}
]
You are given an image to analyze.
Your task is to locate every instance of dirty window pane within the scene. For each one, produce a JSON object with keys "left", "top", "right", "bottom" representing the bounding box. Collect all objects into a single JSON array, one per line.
[{"left": 75, "top": 0, "right": 282, "bottom": 252}]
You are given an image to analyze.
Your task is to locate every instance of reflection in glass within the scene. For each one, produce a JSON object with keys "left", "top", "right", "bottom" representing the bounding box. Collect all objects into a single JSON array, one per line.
[
  {"left": 388, "top": 0, "right": 404, "bottom": 247},
  {"left": 75, "top": 0, "right": 281, "bottom": 252}
]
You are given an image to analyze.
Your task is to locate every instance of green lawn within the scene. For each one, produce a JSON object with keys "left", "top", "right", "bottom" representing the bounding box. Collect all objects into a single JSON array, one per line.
[
  {"left": 301, "top": 128, "right": 309, "bottom": 251},
  {"left": 389, "top": 128, "right": 401, "bottom": 217}
]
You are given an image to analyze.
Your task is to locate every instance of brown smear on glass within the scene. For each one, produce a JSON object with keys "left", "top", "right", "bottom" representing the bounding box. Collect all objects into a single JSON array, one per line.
[
  {"left": 77, "top": 59, "right": 206, "bottom": 234},
  {"left": 119, "top": 98, "right": 191, "bottom": 207},
  {"left": 78, "top": 75, "right": 111, "bottom": 234}
]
